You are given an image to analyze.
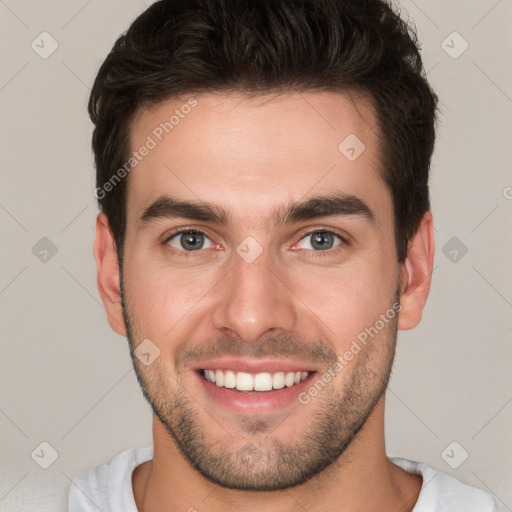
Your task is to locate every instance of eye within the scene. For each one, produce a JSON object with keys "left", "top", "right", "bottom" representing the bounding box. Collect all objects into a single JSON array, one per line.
[
  {"left": 296, "top": 230, "right": 344, "bottom": 251},
  {"left": 165, "top": 229, "right": 214, "bottom": 252}
]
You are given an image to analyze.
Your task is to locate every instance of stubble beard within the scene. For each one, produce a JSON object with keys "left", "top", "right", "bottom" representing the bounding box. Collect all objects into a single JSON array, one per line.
[{"left": 120, "top": 271, "right": 400, "bottom": 491}]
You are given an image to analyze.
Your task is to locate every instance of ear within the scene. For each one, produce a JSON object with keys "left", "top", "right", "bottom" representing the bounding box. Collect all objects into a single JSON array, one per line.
[
  {"left": 93, "top": 212, "right": 127, "bottom": 336},
  {"left": 397, "top": 211, "right": 435, "bottom": 331}
]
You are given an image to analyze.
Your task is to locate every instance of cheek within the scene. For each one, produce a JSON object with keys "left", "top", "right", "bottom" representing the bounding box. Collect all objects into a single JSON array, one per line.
[
  {"left": 287, "top": 257, "right": 397, "bottom": 346},
  {"left": 122, "top": 253, "right": 219, "bottom": 337},
  {"left": 123, "top": 235, "right": 398, "bottom": 350}
]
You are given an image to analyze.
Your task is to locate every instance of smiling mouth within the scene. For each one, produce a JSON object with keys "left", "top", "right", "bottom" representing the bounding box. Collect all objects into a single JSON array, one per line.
[{"left": 199, "top": 368, "right": 311, "bottom": 392}]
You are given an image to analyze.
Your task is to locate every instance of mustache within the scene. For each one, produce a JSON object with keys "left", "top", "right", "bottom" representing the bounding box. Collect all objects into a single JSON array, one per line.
[{"left": 175, "top": 332, "right": 339, "bottom": 370}]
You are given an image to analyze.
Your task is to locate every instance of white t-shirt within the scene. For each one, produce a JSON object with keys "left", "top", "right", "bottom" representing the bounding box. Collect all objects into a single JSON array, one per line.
[{"left": 68, "top": 447, "right": 498, "bottom": 511}]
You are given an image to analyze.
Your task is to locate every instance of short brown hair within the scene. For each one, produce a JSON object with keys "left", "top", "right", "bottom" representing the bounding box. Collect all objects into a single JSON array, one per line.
[{"left": 89, "top": 0, "right": 438, "bottom": 263}]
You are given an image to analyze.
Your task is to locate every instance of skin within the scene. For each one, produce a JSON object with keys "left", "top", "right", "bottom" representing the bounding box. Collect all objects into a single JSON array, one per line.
[{"left": 94, "top": 90, "right": 434, "bottom": 512}]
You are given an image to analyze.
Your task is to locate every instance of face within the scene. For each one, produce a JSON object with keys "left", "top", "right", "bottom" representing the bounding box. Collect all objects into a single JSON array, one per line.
[{"left": 116, "top": 91, "right": 405, "bottom": 490}]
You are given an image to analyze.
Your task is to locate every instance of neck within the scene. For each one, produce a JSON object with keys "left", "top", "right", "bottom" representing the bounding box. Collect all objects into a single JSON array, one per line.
[{"left": 133, "top": 397, "right": 422, "bottom": 512}]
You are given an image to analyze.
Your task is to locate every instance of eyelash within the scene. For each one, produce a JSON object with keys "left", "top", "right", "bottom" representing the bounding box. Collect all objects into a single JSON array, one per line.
[{"left": 161, "top": 227, "right": 349, "bottom": 258}]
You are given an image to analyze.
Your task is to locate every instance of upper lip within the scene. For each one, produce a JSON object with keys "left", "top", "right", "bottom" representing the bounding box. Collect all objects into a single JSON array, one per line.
[{"left": 190, "top": 357, "right": 318, "bottom": 374}]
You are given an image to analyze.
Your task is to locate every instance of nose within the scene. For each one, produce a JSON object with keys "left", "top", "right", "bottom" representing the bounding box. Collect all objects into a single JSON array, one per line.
[{"left": 212, "top": 242, "right": 298, "bottom": 343}]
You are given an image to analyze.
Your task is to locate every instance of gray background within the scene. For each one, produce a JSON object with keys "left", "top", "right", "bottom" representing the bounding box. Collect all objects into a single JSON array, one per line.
[{"left": 1, "top": 0, "right": 511, "bottom": 510}]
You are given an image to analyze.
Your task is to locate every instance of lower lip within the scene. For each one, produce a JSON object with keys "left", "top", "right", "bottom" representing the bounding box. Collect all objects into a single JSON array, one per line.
[{"left": 194, "top": 370, "right": 315, "bottom": 414}]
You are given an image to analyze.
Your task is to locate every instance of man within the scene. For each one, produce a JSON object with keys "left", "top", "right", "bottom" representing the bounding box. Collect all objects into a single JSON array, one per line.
[{"left": 69, "top": 0, "right": 498, "bottom": 510}]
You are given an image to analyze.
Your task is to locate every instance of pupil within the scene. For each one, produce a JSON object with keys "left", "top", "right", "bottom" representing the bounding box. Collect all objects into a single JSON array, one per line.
[
  {"left": 181, "top": 231, "right": 203, "bottom": 250},
  {"left": 312, "top": 231, "right": 333, "bottom": 250}
]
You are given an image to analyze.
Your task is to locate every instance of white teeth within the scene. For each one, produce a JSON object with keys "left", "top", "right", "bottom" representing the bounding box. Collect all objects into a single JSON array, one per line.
[
  {"left": 272, "top": 372, "right": 285, "bottom": 389},
  {"left": 236, "top": 372, "right": 253, "bottom": 391},
  {"left": 202, "top": 369, "right": 309, "bottom": 391},
  {"left": 223, "top": 370, "right": 236, "bottom": 388},
  {"left": 253, "top": 372, "right": 273, "bottom": 391},
  {"left": 284, "top": 372, "right": 295, "bottom": 387}
]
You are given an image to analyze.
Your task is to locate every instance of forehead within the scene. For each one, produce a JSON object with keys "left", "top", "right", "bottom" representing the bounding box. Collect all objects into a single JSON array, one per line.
[{"left": 126, "top": 90, "right": 391, "bottom": 228}]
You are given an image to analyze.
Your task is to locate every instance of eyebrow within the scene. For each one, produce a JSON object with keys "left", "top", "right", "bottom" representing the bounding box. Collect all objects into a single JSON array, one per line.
[{"left": 139, "top": 192, "right": 375, "bottom": 229}]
